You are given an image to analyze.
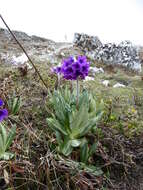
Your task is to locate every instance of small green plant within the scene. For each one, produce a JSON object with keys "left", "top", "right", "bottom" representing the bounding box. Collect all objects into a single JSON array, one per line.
[
  {"left": 46, "top": 88, "right": 104, "bottom": 156},
  {"left": 7, "top": 96, "right": 21, "bottom": 115},
  {"left": 0, "top": 123, "right": 16, "bottom": 160}
]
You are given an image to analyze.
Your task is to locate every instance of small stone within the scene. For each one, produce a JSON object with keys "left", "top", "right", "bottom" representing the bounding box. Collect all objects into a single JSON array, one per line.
[
  {"left": 102, "top": 80, "right": 110, "bottom": 87},
  {"left": 90, "top": 66, "right": 104, "bottom": 74},
  {"left": 113, "top": 83, "right": 126, "bottom": 88},
  {"left": 85, "top": 76, "right": 94, "bottom": 81}
]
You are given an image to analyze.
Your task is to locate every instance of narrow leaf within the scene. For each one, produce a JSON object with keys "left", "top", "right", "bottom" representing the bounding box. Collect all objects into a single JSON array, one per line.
[
  {"left": 5, "top": 125, "right": 16, "bottom": 150},
  {"left": 46, "top": 118, "right": 68, "bottom": 135},
  {"left": 80, "top": 140, "right": 89, "bottom": 164},
  {"left": 0, "top": 123, "right": 7, "bottom": 147},
  {"left": 60, "top": 138, "right": 73, "bottom": 156}
]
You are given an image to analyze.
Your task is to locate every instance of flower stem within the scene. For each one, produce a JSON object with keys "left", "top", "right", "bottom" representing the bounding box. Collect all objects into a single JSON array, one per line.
[
  {"left": 57, "top": 73, "right": 61, "bottom": 88},
  {"left": 76, "top": 78, "right": 79, "bottom": 110}
]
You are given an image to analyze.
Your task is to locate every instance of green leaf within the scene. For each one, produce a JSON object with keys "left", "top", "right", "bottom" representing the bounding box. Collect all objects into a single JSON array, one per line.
[
  {"left": 12, "top": 97, "right": 21, "bottom": 115},
  {"left": 75, "top": 117, "right": 97, "bottom": 138},
  {"left": 89, "top": 142, "right": 98, "bottom": 157},
  {"left": 47, "top": 118, "right": 68, "bottom": 136},
  {"left": 5, "top": 125, "right": 16, "bottom": 150},
  {"left": 63, "top": 85, "right": 71, "bottom": 103},
  {"left": 0, "top": 152, "right": 14, "bottom": 160},
  {"left": 60, "top": 138, "right": 73, "bottom": 156},
  {"left": 53, "top": 92, "right": 67, "bottom": 120},
  {"left": 89, "top": 94, "right": 96, "bottom": 113},
  {"left": 71, "top": 104, "right": 89, "bottom": 138},
  {"left": 55, "top": 131, "right": 63, "bottom": 145},
  {"left": 84, "top": 164, "right": 103, "bottom": 176},
  {"left": 78, "top": 90, "right": 89, "bottom": 108},
  {"left": 0, "top": 123, "right": 7, "bottom": 147},
  {"left": 71, "top": 139, "right": 81, "bottom": 147},
  {"left": 0, "top": 134, "right": 4, "bottom": 154},
  {"left": 80, "top": 140, "right": 89, "bottom": 164}
]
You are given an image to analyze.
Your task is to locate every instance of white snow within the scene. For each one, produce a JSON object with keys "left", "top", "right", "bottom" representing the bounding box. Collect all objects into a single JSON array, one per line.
[
  {"left": 11, "top": 54, "right": 32, "bottom": 69},
  {"left": 113, "top": 83, "right": 126, "bottom": 88},
  {"left": 102, "top": 80, "right": 109, "bottom": 87},
  {"left": 85, "top": 76, "right": 95, "bottom": 81},
  {"left": 11, "top": 54, "right": 28, "bottom": 65},
  {"left": 90, "top": 66, "right": 104, "bottom": 74}
]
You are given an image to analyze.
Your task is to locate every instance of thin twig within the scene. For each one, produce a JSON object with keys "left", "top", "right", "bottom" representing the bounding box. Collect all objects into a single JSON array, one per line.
[{"left": 0, "top": 14, "right": 48, "bottom": 89}]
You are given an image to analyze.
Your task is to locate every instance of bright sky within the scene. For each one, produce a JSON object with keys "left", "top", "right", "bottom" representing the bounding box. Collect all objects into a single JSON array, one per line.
[{"left": 0, "top": 0, "right": 143, "bottom": 45}]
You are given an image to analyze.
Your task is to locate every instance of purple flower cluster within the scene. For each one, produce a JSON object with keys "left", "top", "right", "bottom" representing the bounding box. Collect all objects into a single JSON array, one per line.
[
  {"left": 0, "top": 99, "right": 8, "bottom": 122},
  {"left": 53, "top": 56, "right": 90, "bottom": 80}
]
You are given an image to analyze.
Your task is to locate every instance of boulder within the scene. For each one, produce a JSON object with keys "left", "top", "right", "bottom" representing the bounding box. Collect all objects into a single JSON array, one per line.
[
  {"left": 74, "top": 33, "right": 142, "bottom": 72},
  {"left": 73, "top": 33, "right": 102, "bottom": 52}
]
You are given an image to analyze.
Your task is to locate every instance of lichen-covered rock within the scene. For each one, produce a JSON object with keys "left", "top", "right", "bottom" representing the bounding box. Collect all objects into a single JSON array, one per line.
[
  {"left": 73, "top": 33, "right": 102, "bottom": 52},
  {"left": 74, "top": 33, "right": 142, "bottom": 72}
]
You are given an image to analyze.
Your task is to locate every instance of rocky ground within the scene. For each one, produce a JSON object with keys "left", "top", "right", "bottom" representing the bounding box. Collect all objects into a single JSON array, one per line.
[
  {"left": 0, "top": 28, "right": 80, "bottom": 66},
  {"left": 0, "top": 28, "right": 143, "bottom": 189}
]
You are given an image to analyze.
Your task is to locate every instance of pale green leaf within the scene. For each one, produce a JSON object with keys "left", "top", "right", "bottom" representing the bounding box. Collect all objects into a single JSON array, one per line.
[
  {"left": 46, "top": 118, "right": 68, "bottom": 136},
  {"left": 5, "top": 125, "right": 16, "bottom": 150},
  {"left": 71, "top": 139, "right": 81, "bottom": 147},
  {"left": 0, "top": 123, "right": 7, "bottom": 147},
  {"left": 60, "top": 138, "right": 73, "bottom": 156},
  {"left": 0, "top": 152, "right": 14, "bottom": 160},
  {"left": 80, "top": 140, "right": 89, "bottom": 164},
  {"left": 0, "top": 134, "right": 4, "bottom": 154}
]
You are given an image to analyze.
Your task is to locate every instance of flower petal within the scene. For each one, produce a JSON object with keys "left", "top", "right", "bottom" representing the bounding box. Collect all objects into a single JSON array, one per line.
[
  {"left": 0, "top": 99, "right": 3, "bottom": 107},
  {"left": 0, "top": 109, "right": 8, "bottom": 122}
]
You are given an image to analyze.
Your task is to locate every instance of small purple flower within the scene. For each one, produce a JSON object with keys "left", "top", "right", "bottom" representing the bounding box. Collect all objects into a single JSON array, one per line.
[
  {"left": 65, "top": 66, "right": 74, "bottom": 74},
  {"left": 81, "top": 62, "right": 90, "bottom": 73},
  {"left": 72, "top": 61, "right": 81, "bottom": 70},
  {"left": 56, "top": 66, "right": 62, "bottom": 73},
  {"left": 0, "top": 99, "right": 8, "bottom": 122},
  {"left": 67, "top": 56, "right": 75, "bottom": 64},
  {"left": 77, "top": 55, "right": 87, "bottom": 64},
  {"left": 51, "top": 66, "right": 61, "bottom": 74},
  {"left": 0, "top": 109, "right": 8, "bottom": 122},
  {"left": 0, "top": 99, "right": 3, "bottom": 107}
]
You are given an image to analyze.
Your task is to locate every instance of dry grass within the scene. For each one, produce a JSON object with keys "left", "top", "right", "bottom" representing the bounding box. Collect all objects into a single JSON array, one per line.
[{"left": 0, "top": 61, "right": 143, "bottom": 190}]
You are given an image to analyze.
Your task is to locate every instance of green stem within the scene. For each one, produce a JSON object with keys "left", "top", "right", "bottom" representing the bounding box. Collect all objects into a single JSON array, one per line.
[
  {"left": 57, "top": 73, "right": 61, "bottom": 89},
  {"left": 76, "top": 78, "right": 79, "bottom": 110}
]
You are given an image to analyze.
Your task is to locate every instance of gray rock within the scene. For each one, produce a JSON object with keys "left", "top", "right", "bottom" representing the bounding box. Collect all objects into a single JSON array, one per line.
[
  {"left": 74, "top": 33, "right": 142, "bottom": 72},
  {"left": 74, "top": 33, "right": 102, "bottom": 52}
]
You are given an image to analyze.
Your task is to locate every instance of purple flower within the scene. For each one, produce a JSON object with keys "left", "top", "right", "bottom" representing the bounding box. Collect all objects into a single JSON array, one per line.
[
  {"left": 0, "top": 109, "right": 8, "bottom": 122},
  {"left": 81, "top": 62, "right": 90, "bottom": 73},
  {"left": 65, "top": 66, "right": 74, "bottom": 74},
  {"left": 51, "top": 66, "right": 61, "bottom": 74},
  {"left": 0, "top": 99, "right": 8, "bottom": 122},
  {"left": 53, "top": 55, "right": 90, "bottom": 80},
  {"left": 72, "top": 61, "right": 81, "bottom": 70},
  {"left": 56, "top": 66, "right": 62, "bottom": 73},
  {"left": 77, "top": 55, "right": 87, "bottom": 64},
  {"left": 0, "top": 99, "right": 3, "bottom": 107},
  {"left": 67, "top": 56, "right": 75, "bottom": 64}
]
